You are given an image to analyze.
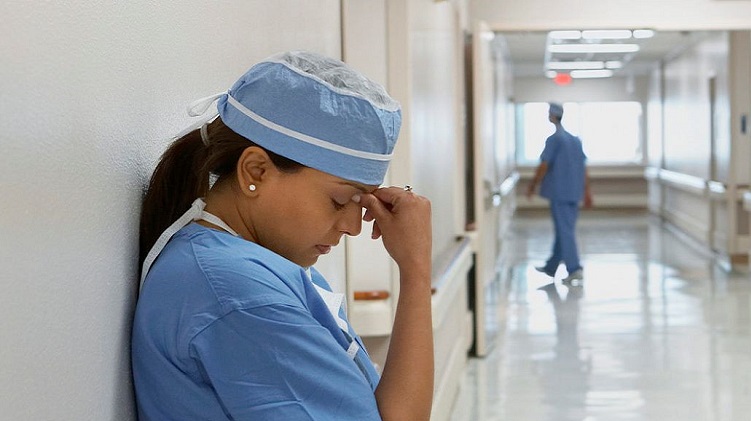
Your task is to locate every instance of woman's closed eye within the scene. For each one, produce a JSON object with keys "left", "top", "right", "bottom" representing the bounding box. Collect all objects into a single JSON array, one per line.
[{"left": 332, "top": 198, "right": 348, "bottom": 211}]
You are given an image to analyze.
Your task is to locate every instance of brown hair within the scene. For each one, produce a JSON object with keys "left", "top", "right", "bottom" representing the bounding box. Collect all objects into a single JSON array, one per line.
[{"left": 139, "top": 117, "right": 302, "bottom": 267}]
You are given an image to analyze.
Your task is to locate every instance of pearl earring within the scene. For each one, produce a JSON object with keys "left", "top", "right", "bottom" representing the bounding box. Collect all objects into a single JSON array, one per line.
[{"left": 249, "top": 184, "right": 257, "bottom": 192}]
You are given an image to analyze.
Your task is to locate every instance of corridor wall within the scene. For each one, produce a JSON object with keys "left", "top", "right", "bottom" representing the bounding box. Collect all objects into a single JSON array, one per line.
[
  {"left": 0, "top": 2, "right": 341, "bottom": 418},
  {"left": 647, "top": 31, "right": 751, "bottom": 266},
  {"left": 661, "top": 32, "right": 728, "bottom": 243}
]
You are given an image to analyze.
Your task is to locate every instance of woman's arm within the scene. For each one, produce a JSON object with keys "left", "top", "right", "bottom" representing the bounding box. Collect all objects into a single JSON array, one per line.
[{"left": 355, "top": 187, "right": 434, "bottom": 421}]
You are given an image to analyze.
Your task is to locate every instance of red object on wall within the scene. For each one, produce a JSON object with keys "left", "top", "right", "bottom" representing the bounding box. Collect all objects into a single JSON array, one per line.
[{"left": 553, "top": 73, "right": 572, "bottom": 86}]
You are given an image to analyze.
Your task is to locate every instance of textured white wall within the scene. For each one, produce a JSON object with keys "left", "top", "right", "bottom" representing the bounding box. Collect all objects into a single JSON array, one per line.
[
  {"left": 0, "top": 1, "right": 340, "bottom": 419},
  {"left": 472, "top": 0, "right": 751, "bottom": 31}
]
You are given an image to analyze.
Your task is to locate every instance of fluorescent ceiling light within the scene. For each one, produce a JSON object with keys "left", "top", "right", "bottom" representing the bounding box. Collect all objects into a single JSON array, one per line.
[
  {"left": 545, "top": 70, "right": 558, "bottom": 78},
  {"left": 549, "top": 30, "right": 581, "bottom": 40},
  {"left": 549, "top": 43, "right": 640, "bottom": 53},
  {"left": 547, "top": 61, "right": 604, "bottom": 70},
  {"left": 571, "top": 69, "right": 614, "bottom": 78},
  {"left": 605, "top": 60, "right": 623, "bottom": 69},
  {"left": 633, "top": 29, "right": 655, "bottom": 39},
  {"left": 582, "top": 30, "right": 632, "bottom": 40}
]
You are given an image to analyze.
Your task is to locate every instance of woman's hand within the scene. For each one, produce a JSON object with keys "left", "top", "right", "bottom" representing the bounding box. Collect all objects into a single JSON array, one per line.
[
  {"left": 354, "top": 187, "right": 432, "bottom": 271},
  {"left": 355, "top": 187, "right": 434, "bottom": 420}
]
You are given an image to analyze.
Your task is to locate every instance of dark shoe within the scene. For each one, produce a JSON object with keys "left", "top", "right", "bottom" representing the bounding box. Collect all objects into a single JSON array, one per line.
[
  {"left": 534, "top": 266, "right": 556, "bottom": 277},
  {"left": 562, "top": 269, "right": 583, "bottom": 286}
]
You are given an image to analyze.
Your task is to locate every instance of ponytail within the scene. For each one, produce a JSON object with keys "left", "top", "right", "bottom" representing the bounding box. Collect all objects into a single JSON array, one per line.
[
  {"left": 139, "top": 127, "right": 209, "bottom": 266},
  {"left": 139, "top": 117, "right": 303, "bottom": 267}
]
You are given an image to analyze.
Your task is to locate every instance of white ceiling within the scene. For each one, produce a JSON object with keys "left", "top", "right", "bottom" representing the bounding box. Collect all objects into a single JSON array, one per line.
[{"left": 497, "top": 30, "right": 715, "bottom": 78}]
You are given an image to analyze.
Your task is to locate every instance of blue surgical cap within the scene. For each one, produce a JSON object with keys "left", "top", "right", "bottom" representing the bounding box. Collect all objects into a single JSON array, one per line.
[
  {"left": 216, "top": 51, "right": 401, "bottom": 186},
  {"left": 549, "top": 103, "right": 564, "bottom": 118}
]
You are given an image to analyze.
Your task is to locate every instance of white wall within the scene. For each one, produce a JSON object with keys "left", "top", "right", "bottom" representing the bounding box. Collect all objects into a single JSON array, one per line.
[
  {"left": 663, "top": 33, "right": 728, "bottom": 179},
  {"left": 0, "top": 1, "right": 341, "bottom": 419},
  {"left": 410, "top": 1, "right": 466, "bottom": 261},
  {"left": 471, "top": 0, "right": 751, "bottom": 31}
]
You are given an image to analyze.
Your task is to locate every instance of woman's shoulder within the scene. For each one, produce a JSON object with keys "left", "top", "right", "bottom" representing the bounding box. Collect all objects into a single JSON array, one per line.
[{"left": 176, "top": 223, "right": 309, "bottom": 310}]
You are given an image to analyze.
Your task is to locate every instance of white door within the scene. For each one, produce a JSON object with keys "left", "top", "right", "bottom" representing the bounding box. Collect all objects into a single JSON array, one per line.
[{"left": 471, "top": 22, "right": 502, "bottom": 357}]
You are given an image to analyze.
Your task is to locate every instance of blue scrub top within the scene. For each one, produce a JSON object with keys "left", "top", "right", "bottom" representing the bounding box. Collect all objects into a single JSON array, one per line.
[
  {"left": 132, "top": 223, "right": 382, "bottom": 420},
  {"left": 539, "top": 126, "right": 587, "bottom": 202}
]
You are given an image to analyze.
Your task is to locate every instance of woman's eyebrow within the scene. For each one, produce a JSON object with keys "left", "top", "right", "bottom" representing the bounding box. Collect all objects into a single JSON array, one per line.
[{"left": 342, "top": 182, "right": 375, "bottom": 193}]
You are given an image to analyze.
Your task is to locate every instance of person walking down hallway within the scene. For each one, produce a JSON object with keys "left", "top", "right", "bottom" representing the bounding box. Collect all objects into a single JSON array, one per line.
[{"left": 526, "top": 103, "right": 592, "bottom": 284}]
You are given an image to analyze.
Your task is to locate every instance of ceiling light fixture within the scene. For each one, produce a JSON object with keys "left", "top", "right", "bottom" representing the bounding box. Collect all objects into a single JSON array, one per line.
[
  {"left": 547, "top": 61, "right": 604, "bottom": 70},
  {"left": 581, "top": 30, "right": 632, "bottom": 40},
  {"left": 633, "top": 29, "right": 655, "bottom": 39},
  {"left": 549, "top": 43, "right": 640, "bottom": 54},
  {"left": 570, "top": 69, "right": 614, "bottom": 78},
  {"left": 605, "top": 60, "right": 623, "bottom": 69},
  {"left": 548, "top": 30, "right": 582, "bottom": 40}
]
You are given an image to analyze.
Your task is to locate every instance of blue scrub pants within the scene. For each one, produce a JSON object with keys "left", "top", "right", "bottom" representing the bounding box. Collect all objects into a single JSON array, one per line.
[{"left": 543, "top": 200, "right": 582, "bottom": 274}]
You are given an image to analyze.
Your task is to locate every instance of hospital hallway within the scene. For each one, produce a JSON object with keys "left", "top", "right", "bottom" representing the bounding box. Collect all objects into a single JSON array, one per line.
[{"left": 448, "top": 210, "right": 751, "bottom": 421}]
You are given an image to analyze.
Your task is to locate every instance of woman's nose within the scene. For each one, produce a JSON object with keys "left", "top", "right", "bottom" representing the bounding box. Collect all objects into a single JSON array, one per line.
[{"left": 338, "top": 205, "right": 363, "bottom": 236}]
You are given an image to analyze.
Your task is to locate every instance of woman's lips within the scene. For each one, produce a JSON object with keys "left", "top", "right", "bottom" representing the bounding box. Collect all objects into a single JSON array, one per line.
[{"left": 316, "top": 245, "right": 332, "bottom": 255}]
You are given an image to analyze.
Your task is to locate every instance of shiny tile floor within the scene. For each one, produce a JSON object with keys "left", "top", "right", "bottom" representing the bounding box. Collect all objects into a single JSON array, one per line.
[{"left": 449, "top": 210, "right": 751, "bottom": 421}]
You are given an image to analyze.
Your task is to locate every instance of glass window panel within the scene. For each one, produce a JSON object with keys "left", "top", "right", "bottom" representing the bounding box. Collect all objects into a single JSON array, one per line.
[{"left": 516, "top": 101, "right": 643, "bottom": 165}]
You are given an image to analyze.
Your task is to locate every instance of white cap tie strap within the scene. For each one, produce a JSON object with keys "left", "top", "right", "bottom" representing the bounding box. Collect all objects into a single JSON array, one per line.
[
  {"left": 140, "top": 198, "right": 239, "bottom": 292},
  {"left": 187, "top": 92, "right": 227, "bottom": 117},
  {"left": 200, "top": 122, "right": 210, "bottom": 146}
]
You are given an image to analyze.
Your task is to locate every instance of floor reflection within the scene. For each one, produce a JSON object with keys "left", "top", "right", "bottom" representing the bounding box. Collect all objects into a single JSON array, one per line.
[
  {"left": 449, "top": 211, "right": 751, "bottom": 421},
  {"left": 537, "top": 282, "right": 589, "bottom": 420}
]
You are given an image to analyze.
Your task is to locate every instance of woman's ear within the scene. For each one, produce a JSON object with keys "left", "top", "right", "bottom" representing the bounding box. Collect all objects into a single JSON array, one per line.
[{"left": 236, "top": 146, "right": 274, "bottom": 197}]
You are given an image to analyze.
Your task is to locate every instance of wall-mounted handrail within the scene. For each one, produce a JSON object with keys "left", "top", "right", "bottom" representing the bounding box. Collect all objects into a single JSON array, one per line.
[
  {"left": 499, "top": 171, "right": 520, "bottom": 198},
  {"left": 645, "top": 167, "right": 747, "bottom": 203},
  {"left": 657, "top": 169, "right": 707, "bottom": 195},
  {"left": 706, "top": 181, "right": 727, "bottom": 201},
  {"left": 351, "top": 237, "right": 473, "bottom": 333},
  {"left": 431, "top": 237, "right": 472, "bottom": 291},
  {"left": 522, "top": 165, "right": 646, "bottom": 179},
  {"left": 489, "top": 171, "right": 520, "bottom": 207},
  {"left": 431, "top": 237, "right": 473, "bottom": 330},
  {"left": 353, "top": 290, "right": 390, "bottom": 301},
  {"left": 644, "top": 167, "right": 660, "bottom": 181}
]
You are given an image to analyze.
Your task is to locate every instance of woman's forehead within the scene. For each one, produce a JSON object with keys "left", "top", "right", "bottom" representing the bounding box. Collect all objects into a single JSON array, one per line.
[{"left": 298, "top": 167, "right": 378, "bottom": 193}]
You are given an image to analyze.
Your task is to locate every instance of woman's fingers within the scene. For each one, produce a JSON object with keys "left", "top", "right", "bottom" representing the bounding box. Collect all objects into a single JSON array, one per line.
[
  {"left": 371, "top": 221, "right": 382, "bottom": 239},
  {"left": 353, "top": 186, "right": 431, "bottom": 268},
  {"left": 355, "top": 192, "right": 389, "bottom": 220},
  {"left": 355, "top": 194, "right": 384, "bottom": 239}
]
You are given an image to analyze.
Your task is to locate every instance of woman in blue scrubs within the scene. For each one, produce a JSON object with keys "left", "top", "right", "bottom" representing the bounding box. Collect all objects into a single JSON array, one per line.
[{"left": 132, "top": 51, "right": 433, "bottom": 420}]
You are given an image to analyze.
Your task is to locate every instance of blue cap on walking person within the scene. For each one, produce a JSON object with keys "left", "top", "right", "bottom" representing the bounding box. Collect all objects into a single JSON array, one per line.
[{"left": 548, "top": 103, "right": 564, "bottom": 118}]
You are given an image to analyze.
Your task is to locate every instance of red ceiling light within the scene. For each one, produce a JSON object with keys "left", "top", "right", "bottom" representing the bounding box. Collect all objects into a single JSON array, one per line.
[{"left": 553, "top": 73, "right": 572, "bottom": 86}]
